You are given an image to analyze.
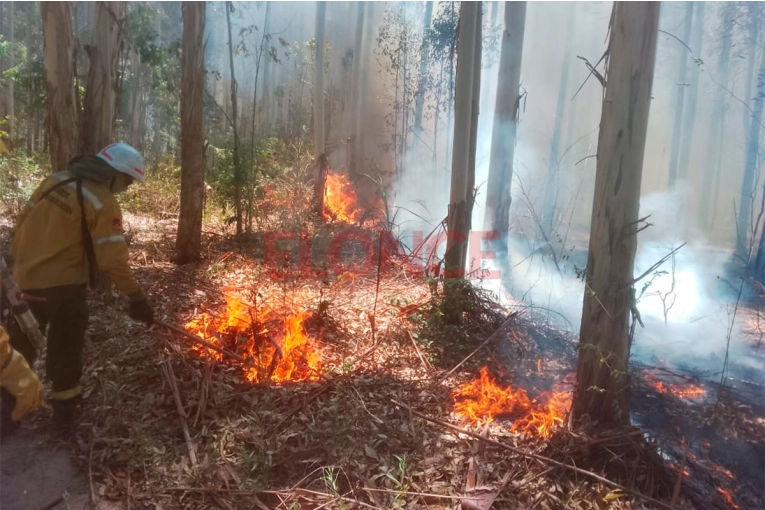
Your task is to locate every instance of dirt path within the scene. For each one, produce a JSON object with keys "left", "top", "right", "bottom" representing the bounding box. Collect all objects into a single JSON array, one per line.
[{"left": 0, "top": 426, "right": 89, "bottom": 510}]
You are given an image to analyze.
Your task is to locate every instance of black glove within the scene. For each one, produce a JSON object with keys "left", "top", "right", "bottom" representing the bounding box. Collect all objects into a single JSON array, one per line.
[{"left": 129, "top": 298, "right": 154, "bottom": 326}]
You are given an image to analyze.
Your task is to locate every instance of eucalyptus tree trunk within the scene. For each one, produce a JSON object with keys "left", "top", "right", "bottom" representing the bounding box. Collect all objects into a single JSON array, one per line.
[
  {"left": 677, "top": 2, "right": 705, "bottom": 182},
  {"left": 225, "top": 1, "right": 243, "bottom": 235},
  {"left": 542, "top": 3, "right": 576, "bottom": 232},
  {"left": 80, "top": 1, "right": 125, "bottom": 155},
  {"left": 314, "top": 2, "right": 326, "bottom": 157},
  {"left": 445, "top": 1, "right": 480, "bottom": 280},
  {"left": 349, "top": 2, "right": 365, "bottom": 175},
  {"left": 412, "top": 1, "right": 434, "bottom": 136},
  {"left": 6, "top": 1, "right": 14, "bottom": 141},
  {"left": 484, "top": 1, "right": 526, "bottom": 236},
  {"left": 176, "top": 2, "right": 206, "bottom": 265},
  {"left": 700, "top": 4, "right": 733, "bottom": 230},
  {"left": 41, "top": 2, "right": 79, "bottom": 172},
  {"left": 667, "top": 2, "right": 694, "bottom": 190},
  {"left": 737, "top": 49, "right": 765, "bottom": 258},
  {"left": 572, "top": 1, "right": 660, "bottom": 429},
  {"left": 743, "top": 4, "right": 760, "bottom": 137}
]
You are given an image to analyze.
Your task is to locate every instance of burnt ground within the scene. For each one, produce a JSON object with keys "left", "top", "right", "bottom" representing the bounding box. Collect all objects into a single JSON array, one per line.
[{"left": 0, "top": 213, "right": 763, "bottom": 510}]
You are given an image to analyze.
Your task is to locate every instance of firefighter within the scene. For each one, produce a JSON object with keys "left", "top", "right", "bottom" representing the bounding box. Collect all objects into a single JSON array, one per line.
[
  {"left": 0, "top": 324, "right": 42, "bottom": 437},
  {"left": 3, "top": 142, "right": 154, "bottom": 431}
]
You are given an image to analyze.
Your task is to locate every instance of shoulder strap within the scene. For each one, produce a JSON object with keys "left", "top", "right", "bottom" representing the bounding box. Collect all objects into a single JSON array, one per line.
[
  {"left": 75, "top": 179, "right": 99, "bottom": 289},
  {"left": 35, "top": 177, "right": 78, "bottom": 204}
]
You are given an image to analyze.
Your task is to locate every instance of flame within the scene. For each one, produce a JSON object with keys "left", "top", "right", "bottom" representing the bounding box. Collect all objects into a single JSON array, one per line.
[
  {"left": 184, "top": 295, "right": 322, "bottom": 383},
  {"left": 643, "top": 369, "right": 706, "bottom": 399},
  {"left": 717, "top": 488, "right": 739, "bottom": 509},
  {"left": 452, "top": 366, "right": 571, "bottom": 438},
  {"left": 324, "top": 172, "right": 363, "bottom": 223}
]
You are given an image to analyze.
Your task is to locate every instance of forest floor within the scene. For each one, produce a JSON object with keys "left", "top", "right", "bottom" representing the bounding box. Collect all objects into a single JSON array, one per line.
[{"left": 0, "top": 211, "right": 763, "bottom": 510}]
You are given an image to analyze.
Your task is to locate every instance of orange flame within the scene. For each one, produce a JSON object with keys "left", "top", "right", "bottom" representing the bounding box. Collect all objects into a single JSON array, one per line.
[
  {"left": 452, "top": 366, "right": 571, "bottom": 438},
  {"left": 184, "top": 295, "right": 322, "bottom": 383},
  {"left": 643, "top": 369, "right": 706, "bottom": 399},
  {"left": 324, "top": 173, "right": 363, "bottom": 223},
  {"left": 717, "top": 488, "right": 739, "bottom": 509}
]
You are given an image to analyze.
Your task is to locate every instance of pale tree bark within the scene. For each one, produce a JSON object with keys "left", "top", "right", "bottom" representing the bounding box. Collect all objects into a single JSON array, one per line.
[
  {"left": 128, "top": 46, "right": 145, "bottom": 151},
  {"left": 462, "top": 6, "right": 483, "bottom": 268},
  {"left": 445, "top": 1, "right": 480, "bottom": 280},
  {"left": 41, "top": 2, "right": 79, "bottom": 172},
  {"left": 176, "top": 1, "right": 206, "bottom": 265},
  {"left": 349, "top": 1, "right": 365, "bottom": 174},
  {"left": 354, "top": 2, "right": 375, "bottom": 174},
  {"left": 743, "top": 4, "right": 760, "bottom": 138},
  {"left": 677, "top": 2, "right": 704, "bottom": 181},
  {"left": 80, "top": 1, "right": 125, "bottom": 155},
  {"left": 6, "top": 1, "right": 14, "bottom": 142},
  {"left": 483, "top": 1, "right": 526, "bottom": 236},
  {"left": 225, "top": 1, "right": 243, "bottom": 235},
  {"left": 700, "top": 4, "right": 733, "bottom": 229},
  {"left": 667, "top": 2, "right": 694, "bottom": 190},
  {"left": 542, "top": 3, "right": 576, "bottom": 231},
  {"left": 314, "top": 1, "right": 326, "bottom": 157},
  {"left": 412, "top": 1, "right": 434, "bottom": 136},
  {"left": 572, "top": 2, "right": 660, "bottom": 429},
  {"left": 737, "top": 45, "right": 765, "bottom": 257}
]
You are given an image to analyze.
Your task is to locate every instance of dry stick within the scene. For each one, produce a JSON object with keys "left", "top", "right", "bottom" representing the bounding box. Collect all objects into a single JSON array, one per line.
[
  {"left": 162, "top": 361, "right": 198, "bottom": 466},
  {"left": 155, "top": 320, "right": 246, "bottom": 363},
  {"left": 392, "top": 401, "right": 679, "bottom": 510},
  {"left": 407, "top": 330, "right": 431, "bottom": 370},
  {"left": 89, "top": 426, "right": 96, "bottom": 510},
  {"left": 438, "top": 311, "right": 521, "bottom": 383}
]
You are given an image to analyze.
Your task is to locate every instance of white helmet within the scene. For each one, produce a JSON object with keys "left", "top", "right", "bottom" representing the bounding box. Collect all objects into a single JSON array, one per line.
[{"left": 96, "top": 143, "right": 146, "bottom": 183}]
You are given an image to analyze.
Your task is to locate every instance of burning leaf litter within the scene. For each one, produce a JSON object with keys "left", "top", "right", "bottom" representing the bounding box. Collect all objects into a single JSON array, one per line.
[{"left": 184, "top": 294, "right": 322, "bottom": 383}]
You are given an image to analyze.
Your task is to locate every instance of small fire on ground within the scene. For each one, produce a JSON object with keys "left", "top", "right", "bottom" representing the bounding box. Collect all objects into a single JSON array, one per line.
[
  {"left": 452, "top": 366, "right": 572, "bottom": 438},
  {"left": 642, "top": 369, "right": 706, "bottom": 400},
  {"left": 184, "top": 295, "right": 322, "bottom": 383},
  {"left": 324, "top": 172, "right": 365, "bottom": 224}
]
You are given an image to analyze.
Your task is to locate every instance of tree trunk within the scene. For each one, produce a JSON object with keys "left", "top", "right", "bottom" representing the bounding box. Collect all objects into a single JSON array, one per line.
[
  {"left": 314, "top": 2, "right": 326, "bottom": 157},
  {"left": 572, "top": 1, "right": 659, "bottom": 429},
  {"left": 413, "top": 1, "right": 434, "bottom": 136},
  {"left": 349, "top": 2, "right": 365, "bottom": 175},
  {"left": 677, "top": 2, "right": 705, "bottom": 182},
  {"left": 667, "top": 2, "right": 694, "bottom": 190},
  {"left": 176, "top": 1, "right": 206, "bottom": 265},
  {"left": 737, "top": 47, "right": 765, "bottom": 258},
  {"left": 445, "top": 1, "right": 480, "bottom": 280},
  {"left": 700, "top": 4, "right": 733, "bottom": 230},
  {"left": 7, "top": 1, "right": 14, "bottom": 142},
  {"left": 41, "top": 2, "right": 79, "bottom": 172},
  {"left": 80, "top": 1, "right": 125, "bottom": 155},
  {"left": 743, "top": 4, "right": 760, "bottom": 138},
  {"left": 542, "top": 3, "right": 576, "bottom": 231},
  {"left": 483, "top": 1, "right": 526, "bottom": 236},
  {"left": 225, "top": 1, "right": 243, "bottom": 235},
  {"left": 462, "top": 6, "right": 483, "bottom": 268}
]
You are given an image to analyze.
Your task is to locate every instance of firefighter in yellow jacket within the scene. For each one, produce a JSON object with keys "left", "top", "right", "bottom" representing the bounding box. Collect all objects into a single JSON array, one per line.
[
  {"left": 0, "top": 324, "right": 42, "bottom": 436},
  {"left": 4, "top": 143, "right": 154, "bottom": 430}
]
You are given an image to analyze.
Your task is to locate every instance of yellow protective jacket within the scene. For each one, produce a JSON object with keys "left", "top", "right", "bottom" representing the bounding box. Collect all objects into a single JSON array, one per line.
[
  {"left": 11, "top": 170, "right": 143, "bottom": 300},
  {"left": 0, "top": 325, "right": 42, "bottom": 420}
]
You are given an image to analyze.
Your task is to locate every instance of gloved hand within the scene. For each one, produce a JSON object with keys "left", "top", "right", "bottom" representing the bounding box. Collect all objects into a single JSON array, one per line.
[
  {"left": 129, "top": 298, "right": 154, "bottom": 326},
  {"left": 0, "top": 349, "right": 42, "bottom": 421}
]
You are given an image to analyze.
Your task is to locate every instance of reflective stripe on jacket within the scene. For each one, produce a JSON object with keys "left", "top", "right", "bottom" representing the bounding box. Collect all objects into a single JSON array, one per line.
[{"left": 11, "top": 171, "right": 143, "bottom": 299}]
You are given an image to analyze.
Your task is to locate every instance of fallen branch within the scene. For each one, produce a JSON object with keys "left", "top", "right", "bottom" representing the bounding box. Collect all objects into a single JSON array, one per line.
[
  {"left": 392, "top": 400, "right": 679, "bottom": 510},
  {"left": 155, "top": 319, "right": 246, "bottom": 363},
  {"left": 438, "top": 311, "right": 520, "bottom": 383},
  {"left": 162, "top": 361, "right": 198, "bottom": 466}
]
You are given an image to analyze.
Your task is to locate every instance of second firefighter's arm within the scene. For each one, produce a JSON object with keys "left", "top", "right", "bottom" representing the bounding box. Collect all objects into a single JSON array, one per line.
[{"left": 90, "top": 203, "right": 144, "bottom": 301}]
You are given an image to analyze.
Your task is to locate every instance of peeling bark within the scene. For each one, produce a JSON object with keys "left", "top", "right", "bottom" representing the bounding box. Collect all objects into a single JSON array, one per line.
[
  {"left": 572, "top": 2, "right": 660, "bottom": 429},
  {"left": 41, "top": 2, "right": 79, "bottom": 172},
  {"left": 176, "top": 2, "right": 206, "bottom": 265}
]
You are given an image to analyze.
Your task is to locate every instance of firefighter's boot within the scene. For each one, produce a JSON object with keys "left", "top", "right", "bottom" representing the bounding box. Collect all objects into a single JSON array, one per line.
[{"left": 51, "top": 395, "right": 82, "bottom": 434}]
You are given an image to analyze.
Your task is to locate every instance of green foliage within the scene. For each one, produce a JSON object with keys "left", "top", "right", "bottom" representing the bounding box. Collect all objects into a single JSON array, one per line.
[
  {"left": 407, "top": 279, "right": 504, "bottom": 368},
  {"left": 0, "top": 151, "right": 49, "bottom": 219},
  {"left": 120, "top": 157, "right": 181, "bottom": 218}
]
